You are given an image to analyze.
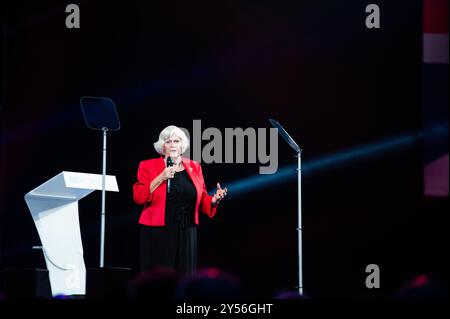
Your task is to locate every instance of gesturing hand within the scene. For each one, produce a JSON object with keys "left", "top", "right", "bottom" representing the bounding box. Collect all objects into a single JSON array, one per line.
[{"left": 212, "top": 183, "right": 228, "bottom": 204}]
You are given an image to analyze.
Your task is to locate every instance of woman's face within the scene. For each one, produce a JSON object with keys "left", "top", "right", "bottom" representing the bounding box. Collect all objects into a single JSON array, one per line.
[{"left": 163, "top": 135, "right": 182, "bottom": 157}]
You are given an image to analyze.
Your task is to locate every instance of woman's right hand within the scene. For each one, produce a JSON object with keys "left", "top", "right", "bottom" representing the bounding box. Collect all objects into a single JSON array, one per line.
[
  {"left": 159, "top": 167, "right": 176, "bottom": 181},
  {"left": 150, "top": 167, "right": 175, "bottom": 194}
]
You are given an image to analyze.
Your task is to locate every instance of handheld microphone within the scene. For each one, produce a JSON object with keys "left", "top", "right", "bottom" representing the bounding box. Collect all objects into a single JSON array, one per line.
[{"left": 166, "top": 156, "right": 174, "bottom": 193}]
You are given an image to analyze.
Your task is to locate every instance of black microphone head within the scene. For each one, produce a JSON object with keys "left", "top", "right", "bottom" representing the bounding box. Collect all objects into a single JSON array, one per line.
[{"left": 166, "top": 156, "right": 174, "bottom": 166}]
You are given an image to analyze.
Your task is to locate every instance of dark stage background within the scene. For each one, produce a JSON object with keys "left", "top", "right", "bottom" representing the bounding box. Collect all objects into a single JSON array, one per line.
[{"left": 0, "top": 0, "right": 448, "bottom": 298}]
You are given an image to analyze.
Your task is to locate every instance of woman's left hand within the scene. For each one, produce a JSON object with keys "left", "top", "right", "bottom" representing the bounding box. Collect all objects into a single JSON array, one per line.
[{"left": 212, "top": 182, "right": 228, "bottom": 204}]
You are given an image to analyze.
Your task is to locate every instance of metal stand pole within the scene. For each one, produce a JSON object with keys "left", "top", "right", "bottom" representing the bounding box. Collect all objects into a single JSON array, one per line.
[
  {"left": 295, "top": 151, "right": 303, "bottom": 295},
  {"left": 268, "top": 118, "right": 304, "bottom": 295},
  {"left": 100, "top": 127, "right": 107, "bottom": 268}
]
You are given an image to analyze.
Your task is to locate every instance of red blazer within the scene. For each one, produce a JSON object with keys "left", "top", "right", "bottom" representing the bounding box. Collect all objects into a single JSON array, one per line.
[{"left": 133, "top": 156, "right": 218, "bottom": 226}]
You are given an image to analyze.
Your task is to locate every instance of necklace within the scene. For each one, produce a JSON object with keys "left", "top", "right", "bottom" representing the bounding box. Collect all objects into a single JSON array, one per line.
[
  {"left": 172, "top": 158, "right": 184, "bottom": 172},
  {"left": 175, "top": 161, "right": 185, "bottom": 172}
]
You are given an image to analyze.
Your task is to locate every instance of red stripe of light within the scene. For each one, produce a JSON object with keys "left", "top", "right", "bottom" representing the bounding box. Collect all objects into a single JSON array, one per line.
[{"left": 424, "top": 0, "right": 449, "bottom": 33}]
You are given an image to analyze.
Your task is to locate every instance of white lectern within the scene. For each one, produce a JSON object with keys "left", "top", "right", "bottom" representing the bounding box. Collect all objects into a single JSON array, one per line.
[{"left": 24, "top": 171, "right": 119, "bottom": 296}]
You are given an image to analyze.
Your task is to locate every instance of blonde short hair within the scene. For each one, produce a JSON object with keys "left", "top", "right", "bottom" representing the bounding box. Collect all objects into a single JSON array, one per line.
[{"left": 153, "top": 125, "right": 190, "bottom": 155}]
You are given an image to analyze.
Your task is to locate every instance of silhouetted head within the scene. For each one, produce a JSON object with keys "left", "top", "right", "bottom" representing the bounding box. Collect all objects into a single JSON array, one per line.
[
  {"left": 130, "top": 266, "right": 181, "bottom": 299},
  {"left": 395, "top": 274, "right": 448, "bottom": 299},
  {"left": 274, "top": 289, "right": 311, "bottom": 299},
  {"left": 175, "top": 268, "right": 243, "bottom": 299}
]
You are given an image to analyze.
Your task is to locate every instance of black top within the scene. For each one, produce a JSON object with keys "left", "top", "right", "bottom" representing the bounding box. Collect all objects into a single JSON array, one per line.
[{"left": 165, "top": 169, "right": 197, "bottom": 227}]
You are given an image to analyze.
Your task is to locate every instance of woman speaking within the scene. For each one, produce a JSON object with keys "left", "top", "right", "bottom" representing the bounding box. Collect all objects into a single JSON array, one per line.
[{"left": 133, "top": 125, "right": 227, "bottom": 276}]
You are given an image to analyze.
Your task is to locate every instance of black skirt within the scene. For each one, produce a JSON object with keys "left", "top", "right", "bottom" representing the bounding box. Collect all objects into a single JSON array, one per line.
[{"left": 140, "top": 169, "right": 197, "bottom": 276}]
